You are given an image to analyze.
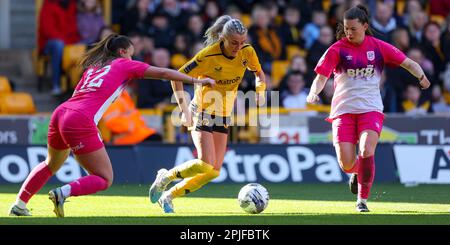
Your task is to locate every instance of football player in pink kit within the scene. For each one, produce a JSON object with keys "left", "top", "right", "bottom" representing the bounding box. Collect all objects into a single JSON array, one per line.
[
  {"left": 8, "top": 34, "right": 215, "bottom": 217},
  {"left": 306, "top": 5, "right": 430, "bottom": 212}
]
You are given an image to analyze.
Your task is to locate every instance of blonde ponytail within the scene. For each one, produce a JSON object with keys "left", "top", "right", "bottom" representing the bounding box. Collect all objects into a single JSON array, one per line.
[{"left": 204, "top": 15, "right": 232, "bottom": 46}]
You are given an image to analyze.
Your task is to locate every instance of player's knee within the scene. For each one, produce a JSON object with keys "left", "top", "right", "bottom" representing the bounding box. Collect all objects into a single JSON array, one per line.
[
  {"left": 340, "top": 161, "right": 355, "bottom": 173},
  {"left": 360, "top": 147, "right": 375, "bottom": 158},
  {"left": 101, "top": 176, "right": 113, "bottom": 189}
]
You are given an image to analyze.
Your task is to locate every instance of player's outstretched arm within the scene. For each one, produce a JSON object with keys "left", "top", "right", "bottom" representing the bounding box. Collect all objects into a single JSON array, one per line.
[
  {"left": 144, "top": 66, "right": 215, "bottom": 86},
  {"left": 400, "top": 58, "right": 431, "bottom": 90},
  {"left": 306, "top": 74, "right": 328, "bottom": 104}
]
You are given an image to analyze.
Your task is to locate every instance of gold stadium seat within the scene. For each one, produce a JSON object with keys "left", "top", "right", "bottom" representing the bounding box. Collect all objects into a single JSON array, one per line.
[
  {"left": 170, "top": 54, "right": 188, "bottom": 69},
  {"left": 241, "top": 14, "right": 252, "bottom": 28},
  {"left": 0, "top": 92, "right": 36, "bottom": 114},
  {"left": 62, "top": 44, "right": 87, "bottom": 72},
  {"left": 271, "top": 60, "right": 290, "bottom": 88},
  {"left": 0, "top": 76, "right": 12, "bottom": 94},
  {"left": 286, "top": 45, "right": 306, "bottom": 60}
]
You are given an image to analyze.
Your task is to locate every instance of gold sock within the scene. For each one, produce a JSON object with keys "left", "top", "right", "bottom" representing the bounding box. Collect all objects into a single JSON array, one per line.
[
  {"left": 170, "top": 169, "right": 220, "bottom": 198},
  {"left": 166, "top": 159, "right": 213, "bottom": 181}
]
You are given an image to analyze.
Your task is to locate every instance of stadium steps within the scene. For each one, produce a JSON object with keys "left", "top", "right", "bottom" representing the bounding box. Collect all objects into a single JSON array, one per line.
[
  {"left": 10, "top": 0, "right": 36, "bottom": 49},
  {"left": 0, "top": 49, "right": 59, "bottom": 112}
]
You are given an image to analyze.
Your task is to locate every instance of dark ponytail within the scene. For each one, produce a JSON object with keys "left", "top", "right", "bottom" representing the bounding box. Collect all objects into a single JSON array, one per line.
[
  {"left": 336, "top": 4, "right": 373, "bottom": 40},
  {"left": 79, "top": 34, "right": 133, "bottom": 69}
]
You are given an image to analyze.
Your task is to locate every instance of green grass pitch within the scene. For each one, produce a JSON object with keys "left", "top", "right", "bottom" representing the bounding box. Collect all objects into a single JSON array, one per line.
[{"left": 0, "top": 183, "right": 449, "bottom": 225}]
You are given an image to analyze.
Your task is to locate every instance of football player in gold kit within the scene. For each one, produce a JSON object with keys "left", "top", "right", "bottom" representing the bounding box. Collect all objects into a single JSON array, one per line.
[{"left": 149, "top": 15, "right": 266, "bottom": 213}]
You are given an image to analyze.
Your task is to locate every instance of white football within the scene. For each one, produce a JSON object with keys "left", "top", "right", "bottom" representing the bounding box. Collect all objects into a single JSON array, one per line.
[{"left": 238, "top": 183, "right": 269, "bottom": 214}]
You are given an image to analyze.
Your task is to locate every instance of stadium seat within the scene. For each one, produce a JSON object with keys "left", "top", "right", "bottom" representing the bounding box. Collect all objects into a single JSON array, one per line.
[
  {"left": 241, "top": 14, "right": 252, "bottom": 28},
  {"left": 170, "top": 54, "right": 188, "bottom": 69},
  {"left": 0, "top": 92, "right": 36, "bottom": 114},
  {"left": 430, "top": 15, "right": 445, "bottom": 25},
  {"left": 271, "top": 60, "right": 290, "bottom": 88},
  {"left": 286, "top": 45, "right": 306, "bottom": 60},
  {"left": 0, "top": 76, "right": 12, "bottom": 94},
  {"left": 62, "top": 44, "right": 87, "bottom": 72},
  {"left": 322, "top": 0, "right": 331, "bottom": 12},
  {"left": 396, "top": 0, "right": 406, "bottom": 16}
]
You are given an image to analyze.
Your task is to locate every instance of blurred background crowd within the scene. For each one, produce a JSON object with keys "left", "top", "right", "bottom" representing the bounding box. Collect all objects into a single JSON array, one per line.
[
  {"left": 0, "top": 0, "right": 450, "bottom": 144},
  {"left": 30, "top": 0, "right": 450, "bottom": 114}
]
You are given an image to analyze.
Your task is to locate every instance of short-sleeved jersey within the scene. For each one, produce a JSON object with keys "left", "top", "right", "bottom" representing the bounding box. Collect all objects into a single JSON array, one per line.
[
  {"left": 62, "top": 58, "right": 149, "bottom": 124},
  {"left": 179, "top": 41, "right": 262, "bottom": 117},
  {"left": 315, "top": 35, "right": 406, "bottom": 119}
]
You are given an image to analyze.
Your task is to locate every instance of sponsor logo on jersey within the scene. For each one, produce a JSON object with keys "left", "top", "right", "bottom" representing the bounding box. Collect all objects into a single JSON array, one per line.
[
  {"left": 346, "top": 65, "right": 375, "bottom": 78},
  {"left": 367, "top": 51, "right": 375, "bottom": 61},
  {"left": 242, "top": 59, "right": 248, "bottom": 67},
  {"left": 217, "top": 76, "right": 241, "bottom": 85}
]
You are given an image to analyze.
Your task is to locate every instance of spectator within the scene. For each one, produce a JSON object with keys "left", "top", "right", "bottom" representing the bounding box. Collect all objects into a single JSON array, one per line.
[
  {"left": 38, "top": 0, "right": 80, "bottom": 96},
  {"left": 306, "top": 25, "right": 334, "bottom": 74},
  {"left": 290, "top": 0, "right": 324, "bottom": 26},
  {"left": 399, "top": 0, "right": 423, "bottom": 27},
  {"left": 303, "top": 10, "right": 328, "bottom": 49},
  {"left": 421, "top": 21, "right": 446, "bottom": 85},
  {"left": 401, "top": 84, "right": 430, "bottom": 115},
  {"left": 203, "top": 0, "right": 221, "bottom": 27},
  {"left": 147, "top": 12, "right": 176, "bottom": 49},
  {"left": 282, "top": 72, "right": 308, "bottom": 109},
  {"left": 137, "top": 48, "right": 173, "bottom": 109},
  {"left": 185, "top": 14, "right": 205, "bottom": 46},
  {"left": 96, "top": 26, "right": 114, "bottom": 42},
  {"left": 156, "top": 0, "right": 189, "bottom": 32},
  {"left": 279, "top": 55, "right": 312, "bottom": 92},
  {"left": 409, "top": 11, "right": 428, "bottom": 44},
  {"left": 77, "top": 0, "right": 105, "bottom": 45},
  {"left": 172, "top": 33, "right": 189, "bottom": 57},
  {"left": 121, "top": 0, "right": 152, "bottom": 35},
  {"left": 431, "top": 85, "right": 450, "bottom": 114},
  {"left": 390, "top": 27, "right": 410, "bottom": 52},
  {"left": 225, "top": 5, "right": 242, "bottom": 21},
  {"left": 370, "top": 1, "right": 398, "bottom": 42},
  {"left": 103, "top": 90, "right": 163, "bottom": 145},
  {"left": 248, "top": 5, "right": 282, "bottom": 72},
  {"left": 379, "top": 72, "right": 397, "bottom": 112},
  {"left": 278, "top": 5, "right": 305, "bottom": 49},
  {"left": 441, "top": 15, "right": 450, "bottom": 63}
]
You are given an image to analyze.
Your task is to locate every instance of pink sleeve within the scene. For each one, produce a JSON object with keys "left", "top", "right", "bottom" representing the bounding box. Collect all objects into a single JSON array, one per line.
[
  {"left": 377, "top": 39, "right": 407, "bottom": 67},
  {"left": 121, "top": 59, "right": 150, "bottom": 79},
  {"left": 314, "top": 46, "right": 340, "bottom": 78}
]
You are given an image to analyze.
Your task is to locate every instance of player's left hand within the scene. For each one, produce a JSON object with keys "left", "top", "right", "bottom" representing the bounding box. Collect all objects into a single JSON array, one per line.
[{"left": 198, "top": 78, "right": 215, "bottom": 87}]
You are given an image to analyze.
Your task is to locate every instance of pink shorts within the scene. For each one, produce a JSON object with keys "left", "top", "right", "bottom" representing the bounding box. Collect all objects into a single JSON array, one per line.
[
  {"left": 331, "top": 111, "right": 385, "bottom": 145},
  {"left": 48, "top": 106, "right": 104, "bottom": 155}
]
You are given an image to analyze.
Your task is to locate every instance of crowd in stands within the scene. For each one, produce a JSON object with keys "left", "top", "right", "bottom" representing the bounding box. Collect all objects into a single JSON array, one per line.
[{"left": 36, "top": 0, "right": 450, "bottom": 115}]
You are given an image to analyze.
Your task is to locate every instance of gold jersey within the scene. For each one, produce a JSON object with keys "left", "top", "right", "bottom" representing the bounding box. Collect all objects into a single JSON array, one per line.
[{"left": 179, "top": 41, "right": 262, "bottom": 117}]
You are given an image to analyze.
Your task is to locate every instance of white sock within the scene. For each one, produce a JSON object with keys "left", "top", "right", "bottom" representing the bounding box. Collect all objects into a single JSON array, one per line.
[
  {"left": 60, "top": 184, "right": 71, "bottom": 198},
  {"left": 14, "top": 199, "right": 27, "bottom": 209},
  {"left": 357, "top": 198, "right": 367, "bottom": 204}
]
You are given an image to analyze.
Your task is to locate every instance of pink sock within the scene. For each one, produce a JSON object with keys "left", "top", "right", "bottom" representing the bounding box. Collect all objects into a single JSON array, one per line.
[
  {"left": 343, "top": 157, "right": 360, "bottom": 174},
  {"left": 69, "top": 175, "right": 109, "bottom": 197},
  {"left": 357, "top": 155, "right": 375, "bottom": 199},
  {"left": 18, "top": 162, "right": 52, "bottom": 203}
]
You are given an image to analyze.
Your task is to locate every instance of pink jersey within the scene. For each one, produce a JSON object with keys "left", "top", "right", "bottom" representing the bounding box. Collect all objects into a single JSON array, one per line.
[
  {"left": 62, "top": 58, "right": 149, "bottom": 124},
  {"left": 315, "top": 35, "right": 406, "bottom": 119}
]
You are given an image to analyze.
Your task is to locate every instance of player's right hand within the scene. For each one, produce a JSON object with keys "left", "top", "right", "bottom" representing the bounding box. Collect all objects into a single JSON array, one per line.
[
  {"left": 419, "top": 76, "right": 430, "bottom": 90},
  {"left": 181, "top": 110, "right": 193, "bottom": 127},
  {"left": 306, "top": 92, "right": 320, "bottom": 104},
  {"left": 198, "top": 78, "right": 215, "bottom": 87}
]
